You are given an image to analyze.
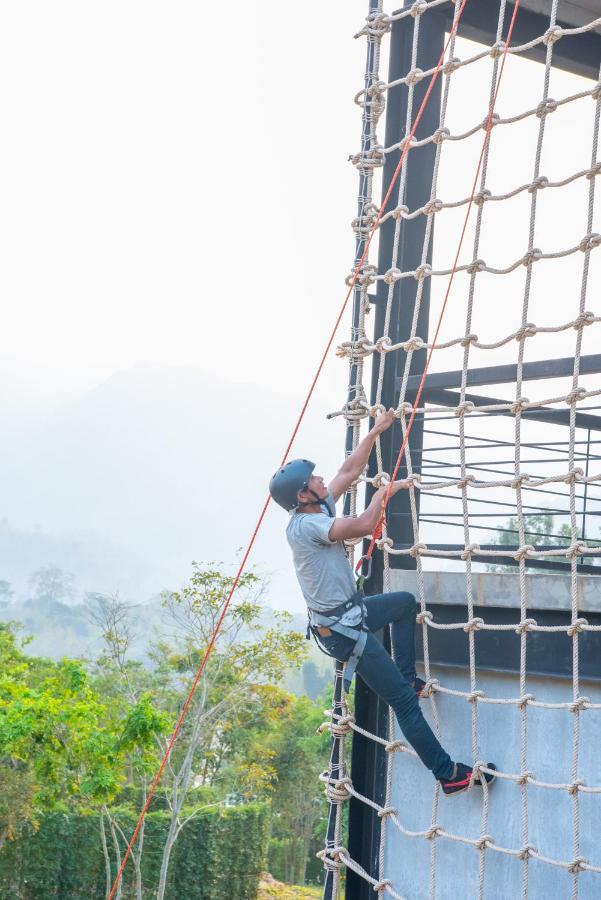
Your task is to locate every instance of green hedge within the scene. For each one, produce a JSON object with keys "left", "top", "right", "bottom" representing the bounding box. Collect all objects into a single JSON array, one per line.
[{"left": 0, "top": 803, "right": 269, "bottom": 899}]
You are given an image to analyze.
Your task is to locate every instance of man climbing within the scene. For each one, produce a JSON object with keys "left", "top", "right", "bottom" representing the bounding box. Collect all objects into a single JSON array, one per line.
[{"left": 269, "top": 408, "right": 496, "bottom": 796}]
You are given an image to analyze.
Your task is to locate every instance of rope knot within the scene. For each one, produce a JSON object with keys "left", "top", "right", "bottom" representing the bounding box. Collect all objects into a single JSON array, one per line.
[
  {"left": 364, "top": 10, "right": 390, "bottom": 37},
  {"left": 567, "top": 618, "right": 589, "bottom": 636},
  {"left": 409, "top": 542, "right": 427, "bottom": 558},
  {"left": 565, "top": 387, "right": 586, "bottom": 405},
  {"left": 324, "top": 776, "right": 352, "bottom": 804},
  {"left": 373, "top": 879, "right": 392, "bottom": 893},
  {"left": 475, "top": 834, "right": 493, "bottom": 851},
  {"left": 510, "top": 473, "right": 531, "bottom": 489},
  {"left": 416, "top": 609, "right": 433, "bottom": 624},
  {"left": 542, "top": 24, "right": 563, "bottom": 45},
  {"left": 457, "top": 474, "right": 477, "bottom": 489},
  {"left": 377, "top": 536, "right": 394, "bottom": 551},
  {"left": 515, "top": 621, "right": 536, "bottom": 636},
  {"left": 573, "top": 310, "right": 595, "bottom": 329},
  {"left": 518, "top": 844, "right": 537, "bottom": 861},
  {"left": 489, "top": 40, "right": 506, "bottom": 59},
  {"left": 410, "top": 0, "right": 428, "bottom": 15},
  {"left": 522, "top": 248, "right": 542, "bottom": 266},
  {"left": 568, "top": 779, "right": 586, "bottom": 794},
  {"left": 466, "top": 258, "right": 486, "bottom": 274},
  {"left": 385, "top": 739, "right": 408, "bottom": 753},
  {"left": 372, "top": 470, "right": 390, "bottom": 488},
  {"left": 420, "top": 678, "right": 438, "bottom": 697},
  {"left": 516, "top": 770, "right": 534, "bottom": 785},
  {"left": 564, "top": 467, "right": 584, "bottom": 484},
  {"left": 399, "top": 134, "right": 417, "bottom": 151},
  {"left": 529, "top": 175, "right": 549, "bottom": 192},
  {"left": 346, "top": 264, "right": 377, "bottom": 287},
  {"left": 374, "top": 335, "right": 393, "bottom": 353},
  {"left": 467, "top": 689, "right": 485, "bottom": 702},
  {"left": 579, "top": 232, "right": 601, "bottom": 252},
  {"left": 587, "top": 161, "right": 601, "bottom": 179},
  {"left": 454, "top": 400, "right": 475, "bottom": 417},
  {"left": 408, "top": 472, "right": 422, "bottom": 486},
  {"left": 376, "top": 807, "right": 397, "bottom": 819},
  {"left": 349, "top": 147, "right": 384, "bottom": 173},
  {"left": 568, "top": 857, "right": 588, "bottom": 875},
  {"left": 442, "top": 56, "right": 461, "bottom": 75},
  {"left": 392, "top": 204, "right": 409, "bottom": 220},
  {"left": 342, "top": 399, "right": 369, "bottom": 424},
  {"left": 514, "top": 544, "right": 535, "bottom": 561},
  {"left": 536, "top": 98, "right": 558, "bottom": 117},
  {"left": 405, "top": 68, "right": 424, "bottom": 86},
  {"left": 461, "top": 543, "right": 481, "bottom": 560},
  {"left": 461, "top": 333, "right": 478, "bottom": 347},
  {"left": 351, "top": 213, "right": 377, "bottom": 238},
  {"left": 464, "top": 619, "right": 484, "bottom": 634},
  {"left": 424, "top": 198, "right": 444, "bottom": 215},
  {"left": 413, "top": 263, "right": 432, "bottom": 282},
  {"left": 565, "top": 542, "right": 587, "bottom": 561},
  {"left": 510, "top": 397, "right": 530, "bottom": 415},
  {"left": 328, "top": 713, "right": 356, "bottom": 737},
  {"left": 398, "top": 401, "right": 414, "bottom": 416},
  {"left": 401, "top": 335, "right": 426, "bottom": 352},
  {"left": 474, "top": 189, "right": 491, "bottom": 206},
  {"left": 425, "top": 824, "right": 443, "bottom": 840},
  {"left": 432, "top": 126, "right": 450, "bottom": 144},
  {"left": 383, "top": 267, "right": 402, "bottom": 284},
  {"left": 482, "top": 112, "right": 500, "bottom": 130},
  {"left": 570, "top": 696, "right": 590, "bottom": 713},
  {"left": 515, "top": 322, "right": 537, "bottom": 341}
]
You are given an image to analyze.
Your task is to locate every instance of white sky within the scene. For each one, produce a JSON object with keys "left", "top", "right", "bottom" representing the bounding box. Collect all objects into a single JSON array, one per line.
[{"left": 1, "top": 2, "right": 600, "bottom": 600}]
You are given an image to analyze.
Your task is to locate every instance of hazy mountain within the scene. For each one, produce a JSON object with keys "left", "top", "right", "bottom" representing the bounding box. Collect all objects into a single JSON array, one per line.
[{"left": 0, "top": 363, "right": 341, "bottom": 611}]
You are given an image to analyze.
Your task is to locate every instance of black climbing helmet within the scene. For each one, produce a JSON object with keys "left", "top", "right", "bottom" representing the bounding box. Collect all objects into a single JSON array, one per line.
[{"left": 269, "top": 459, "right": 315, "bottom": 512}]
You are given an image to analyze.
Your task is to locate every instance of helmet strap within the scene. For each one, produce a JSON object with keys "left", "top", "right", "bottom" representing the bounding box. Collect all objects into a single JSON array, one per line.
[{"left": 296, "top": 489, "right": 333, "bottom": 516}]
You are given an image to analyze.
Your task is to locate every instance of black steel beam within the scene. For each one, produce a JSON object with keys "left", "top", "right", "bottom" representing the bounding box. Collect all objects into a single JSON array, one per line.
[
  {"left": 444, "top": 0, "right": 601, "bottom": 83},
  {"left": 421, "top": 388, "right": 601, "bottom": 432},
  {"left": 401, "top": 354, "right": 601, "bottom": 393},
  {"left": 416, "top": 603, "right": 601, "bottom": 680}
]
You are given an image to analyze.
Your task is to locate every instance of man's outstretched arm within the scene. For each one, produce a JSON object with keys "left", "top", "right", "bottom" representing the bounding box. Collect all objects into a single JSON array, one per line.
[
  {"left": 328, "top": 408, "right": 396, "bottom": 503},
  {"left": 328, "top": 479, "right": 410, "bottom": 542}
]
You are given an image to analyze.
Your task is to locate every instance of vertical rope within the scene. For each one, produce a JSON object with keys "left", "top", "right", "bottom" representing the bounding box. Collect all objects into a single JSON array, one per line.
[{"left": 513, "top": 5, "right": 558, "bottom": 895}]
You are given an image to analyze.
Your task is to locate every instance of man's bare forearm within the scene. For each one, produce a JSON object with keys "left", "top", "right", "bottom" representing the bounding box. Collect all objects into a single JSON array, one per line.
[{"left": 358, "top": 480, "right": 409, "bottom": 535}]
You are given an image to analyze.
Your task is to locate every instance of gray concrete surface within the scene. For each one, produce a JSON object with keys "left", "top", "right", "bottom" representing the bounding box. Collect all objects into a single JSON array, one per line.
[{"left": 379, "top": 571, "right": 601, "bottom": 897}]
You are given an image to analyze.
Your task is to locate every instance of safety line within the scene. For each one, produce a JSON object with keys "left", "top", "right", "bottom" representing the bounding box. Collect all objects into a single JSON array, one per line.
[
  {"left": 361, "top": 0, "right": 523, "bottom": 570},
  {"left": 107, "top": 3, "right": 473, "bottom": 895}
]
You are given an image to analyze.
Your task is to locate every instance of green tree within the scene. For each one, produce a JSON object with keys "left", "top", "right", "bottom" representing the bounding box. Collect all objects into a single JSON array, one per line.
[
  {"left": 267, "top": 694, "right": 331, "bottom": 885},
  {"left": 92, "top": 564, "right": 308, "bottom": 900},
  {"left": 486, "top": 513, "right": 599, "bottom": 572},
  {"left": 0, "top": 623, "right": 126, "bottom": 850}
]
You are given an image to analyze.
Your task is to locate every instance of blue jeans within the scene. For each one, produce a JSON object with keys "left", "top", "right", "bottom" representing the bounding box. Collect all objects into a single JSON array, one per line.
[{"left": 316, "top": 591, "right": 454, "bottom": 780}]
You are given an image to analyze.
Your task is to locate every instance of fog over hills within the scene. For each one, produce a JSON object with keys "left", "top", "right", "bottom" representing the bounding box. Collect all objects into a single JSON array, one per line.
[{"left": 0, "top": 362, "right": 343, "bottom": 613}]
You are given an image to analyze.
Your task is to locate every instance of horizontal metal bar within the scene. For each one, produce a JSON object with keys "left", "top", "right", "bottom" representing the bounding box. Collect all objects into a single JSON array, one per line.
[
  {"left": 402, "top": 353, "right": 601, "bottom": 393},
  {"left": 421, "top": 388, "right": 601, "bottom": 432}
]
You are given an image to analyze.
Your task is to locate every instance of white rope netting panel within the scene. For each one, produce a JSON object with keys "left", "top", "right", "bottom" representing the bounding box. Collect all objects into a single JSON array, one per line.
[{"left": 321, "top": 1, "right": 601, "bottom": 897}]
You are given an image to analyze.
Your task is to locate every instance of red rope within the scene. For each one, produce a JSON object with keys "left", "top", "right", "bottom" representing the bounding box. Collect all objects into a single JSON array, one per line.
[
  {"left": 108, "top": 5, "right": 473, "bottom": 896},
  {"left": 361, "top": 0, "right": 523, "bottom": 571}
]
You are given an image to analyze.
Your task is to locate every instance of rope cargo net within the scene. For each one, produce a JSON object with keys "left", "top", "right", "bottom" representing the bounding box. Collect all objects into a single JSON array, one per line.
[{"left": 320, "top": 0, "right": 601, "bottom": 897}]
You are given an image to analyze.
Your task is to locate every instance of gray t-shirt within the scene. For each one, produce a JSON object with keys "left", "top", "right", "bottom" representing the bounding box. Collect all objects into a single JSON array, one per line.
[{"left": 286, "top": 493, "right": 361, "bottom": 627}]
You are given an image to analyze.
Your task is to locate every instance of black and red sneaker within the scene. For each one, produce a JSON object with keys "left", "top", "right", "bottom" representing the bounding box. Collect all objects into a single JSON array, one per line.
[
  {"left": 413, "top": 676, "right": 428, "bottom": 699},
  {"left": 440, "top": 762, "right": 497, "bottom": 796}
]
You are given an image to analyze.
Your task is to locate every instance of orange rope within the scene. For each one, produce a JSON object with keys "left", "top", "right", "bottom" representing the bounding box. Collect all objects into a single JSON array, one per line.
[{"left": 108, "top": 3, "right": 473, "bottom": 895}]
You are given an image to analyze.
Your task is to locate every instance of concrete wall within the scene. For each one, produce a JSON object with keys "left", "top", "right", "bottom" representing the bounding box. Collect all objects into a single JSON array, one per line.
[{"left": 381, "top": 571, "right": 601, "bottom": 899}]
